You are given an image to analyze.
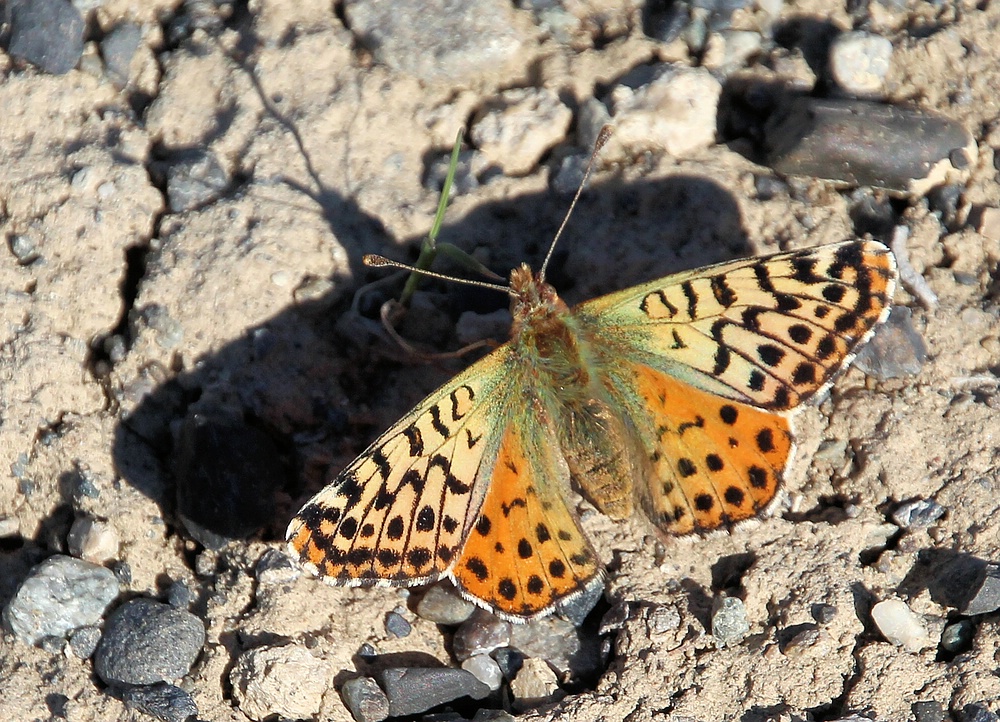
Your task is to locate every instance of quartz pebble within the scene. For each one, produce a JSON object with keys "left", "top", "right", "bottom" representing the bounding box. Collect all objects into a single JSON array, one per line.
[
  {"left": 230, "top": 645, "right": 332, "bottom": 722},
  {"left": 870, "top": 598, "right": 932, "bottom": 652},
  {"left": 509, "top": 657, "right": 563, "bottom": 709},
  {"left": 829, "top": 31, "right": 893, "bottom": 95},
  {"left": 711, "top": 595, "right": 750, "bottom": 647},
  {"left": 462, "top": 653, "right": 503, "bottom": 691},
  {"left": 67, "top": 517, "right": 120, "bottom": 563},
  {"left": 453, "top": 609, "right": 512, "bottom": 661}
]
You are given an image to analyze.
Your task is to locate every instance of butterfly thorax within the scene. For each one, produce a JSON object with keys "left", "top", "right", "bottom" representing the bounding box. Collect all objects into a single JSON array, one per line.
[
  {"left": 507, "top": 264, "right": 637, "bottom": 519},
  {"left": 508, "top": 265, "right": 586, "bottom": 382}
]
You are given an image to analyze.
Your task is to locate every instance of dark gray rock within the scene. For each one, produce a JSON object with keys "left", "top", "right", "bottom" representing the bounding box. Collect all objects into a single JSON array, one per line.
[
  {"left": 340, "top": 676, "right": 389, "bottom": 722},
  {"left": 958, "top": 704, "right": 1000, "bottom": 722},
  {"left": 122, "top": 683, "right": 198, "bottom": 722},
  {"left": 2, "top": 554, "right": 119, "bottom": 646},
  {"left": 766, "top": 97, "right": 973, "bottom": 193},
  {"left": 7, "top": 0, "right": 85, "bottom": 74},
  {"left": 379, "top": 667, "right": 489, "bottom": 717},
  {"left": 94, "top": 598, "right": 205, "bottom": 685},
  {"left": 68, "top": 625, "right": 102, "bottom": 659},
  {"left": 912, "top": 700, "right": 946, "bottom": 722},
  {"left": 964, "top": 563, "right": 1000, "bottom": 616},
  {"left": 384, "top": 611, "right": 412, "bottom": 638}
]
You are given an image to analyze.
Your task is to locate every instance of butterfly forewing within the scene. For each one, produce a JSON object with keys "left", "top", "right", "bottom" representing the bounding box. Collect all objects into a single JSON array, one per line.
[
  {"left": 287, "top": 349, "right": 516, "bottom": 587},
  {"left": 578, "top": 241, "right": 897, "bottom": 411}
]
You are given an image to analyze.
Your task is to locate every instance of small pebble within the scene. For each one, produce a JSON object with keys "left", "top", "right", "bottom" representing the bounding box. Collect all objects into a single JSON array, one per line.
[
  {"left": 927, "top": 183, "right": 965, "bottom": 230},
  {"left": 165, "top": 580, "right": 193, "bottom": 609},
  {"left": 164, "top": 149, "right": 230, "bottom": 213},
  {"left": 781, "top": 624, "right": 821, "bottom": 656},
  {"left": 68, "top": 625, "right": 102, "bottom": 659},
  {"left": 230, "top": 645, "right": 332, "bottom": 721},
  {"left": 891, "top": 498, "right": 946, "bottom": 529},
  {"left": 811, "top": 603, "right": 838, "bottom": 624},
  {"left": 509, "top": 657, "right": 563, "bottom": 709},
  {"left": 870, "top": 598, "right": 932, "bottom": 652},
  {"left": 852, "top": 306, "right": 928, "bottom": 380},
  {"left": 452, "top": 609, "right": 512, "bottom": 661},
  {"left": 598, "top": 603, "right": 631, "bottom": 635},
  {"left": 711, "top": 595, "right": 750, "bottom": 647},
  {"left": 556, "top": 578, "right": 604, "bottom": 625},
  {"left": 829, "top": 31, "right": 893, "bottom": 95},
  {"left": 67, "top": 517, "right": 120, "bottom": 563},
  {"left": 461, "top": 653, "right": 503, "bottom": 691},
  {"left": 379, "top": 667, "right": 489, "bottom": 717},
  {"left": 607, "top": 66, "right": 722, "bottom": 159},
  {"left": 254, "top": 548, "right": 300, "bottom": 585},
  {"left": 963, "top": 562, "right": 1000, "bottom": 616},
  {"left": 340, "top": 676, "right": 389, "bottom": 722},
  {"left": 2, "top": 554, "right": 119, "bottom": 646},
  {"left": 415, "top": 584, "right": 476, "bottom": 625},
  {"left": 100, "top": 22, "right": 142, "bottom": 86},
  {"left": 491, "top": 646, "right": 524, "bottom": 681},
  {"left": 357, "top": 642, "right": 378, "bottom": 661},
  {"left": 470, "top": 88, "right": 572, "bottom": 175},
  {"left": 510, "top": 616, "right": 580, "bottom": 675},
  {"left": 94, "top": 598, "right": 206, "bottom": 685},
  {"left": 939, "top": 620, "right": 974, "bottom": 653},
  {"left": 121, "top": 683, "right": 199, "bottom": 722},
  {"left": 384, "top": 611, "right": 412, "bottom": 638},
  {"left": 9, "top": 234, "right": 39, "bottom": 264},
  {"left": 958, "top": 704, "right": 1000, "bottom": 722},
  {"left": 912, "top": 700, "right": 947, "bottom": 722},
  {"left": 6, "top": 0, "right": 85, "bottom": 74}
]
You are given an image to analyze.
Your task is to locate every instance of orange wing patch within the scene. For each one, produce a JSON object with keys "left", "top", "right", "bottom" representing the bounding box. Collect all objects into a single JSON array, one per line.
[
  {"left": 450, "top": 423, "right": 600, "bottom": 618},
  {"left": 631, "top": 363, "right": 792, "bottom": 535}
]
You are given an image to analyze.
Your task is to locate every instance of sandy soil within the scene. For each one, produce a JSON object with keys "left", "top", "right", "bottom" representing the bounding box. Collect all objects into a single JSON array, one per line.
[{"left": 1, "top": 1, "right": 999, "bottom": 721}]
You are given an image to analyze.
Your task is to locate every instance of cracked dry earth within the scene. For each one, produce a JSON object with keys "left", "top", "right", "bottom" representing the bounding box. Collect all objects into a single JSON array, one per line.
[{"left": 1, "top": 1, "right": 1000, "bottom": 722}]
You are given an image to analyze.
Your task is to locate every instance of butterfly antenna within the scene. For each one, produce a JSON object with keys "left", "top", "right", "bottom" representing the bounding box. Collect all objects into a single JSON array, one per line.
[
  {"left": 364, "top": 255, "right": 514, "bottom": 296},
  {"left": 539, "top": 124, "right": 613, "bottom": 282}
]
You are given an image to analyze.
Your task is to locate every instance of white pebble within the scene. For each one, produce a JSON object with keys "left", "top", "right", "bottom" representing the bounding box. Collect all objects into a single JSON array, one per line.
[
  {"left": 829, "top": 31, "right": 893, "bottom": 96},
  {"left": 871, "top": 599, "right": 932, "bottom": 653}
]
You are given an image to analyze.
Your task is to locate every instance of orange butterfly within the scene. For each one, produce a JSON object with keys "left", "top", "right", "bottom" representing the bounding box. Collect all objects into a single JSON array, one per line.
[{"left": 287, "top": 240, "right": 897, "bottom": 620}]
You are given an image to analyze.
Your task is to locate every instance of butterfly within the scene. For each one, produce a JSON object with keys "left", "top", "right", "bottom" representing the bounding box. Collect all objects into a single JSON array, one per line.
[{"left": 287, "top": 240, "right": 897, "bottom": 621}]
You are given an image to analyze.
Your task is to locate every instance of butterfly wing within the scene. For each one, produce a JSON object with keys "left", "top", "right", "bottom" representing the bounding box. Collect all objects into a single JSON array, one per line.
[
  {"left": 575, "top": 241, "right": 897, "bottom": 534},
  {"left": 578, "top": 240, "right": 897, "bottom": 410},
  {"left": 287, "top": 343, "right": 600, "bottom": 619},
  {"left": 287, "top": 347, "right": 518, "bottom": 588}
]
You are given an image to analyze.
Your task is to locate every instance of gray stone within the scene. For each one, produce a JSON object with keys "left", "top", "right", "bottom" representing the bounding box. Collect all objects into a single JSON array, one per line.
[
  {"left": 891, "top": 497, "right": 946, "bottom": 529},
  {"left": 912, "top": 700, "right": 947, "bottom": 722},
  {"left": 453, "top": 609, "right": 511, "bottom": 661},
  {"left": 963, "top": 563, "right": 1000, "bottom": 616},
  {"left": 340, "top": 676, "right": 389, "bottom": 722},
  {"left": 94, "top": 598, "right": 205, "bottom": 685},
  {"left": 510, "top": 616, "right": 579, "bottom": 675},
  {"left": 461, "top": 654, "right": 503, "bottom": 691},
  {"left": 343, "top": 0, "right": 525, "bottom": 85},
  {"left": 379, "top": 667, "right": 489, "bottom": 717},
  {"left": 3, "top": 554, "right": 119, "bottom": 646},
  {"left": 940, "top": 620, "right": 974, "bottom": 653},
  {"left": 68, "top": 625, "right": 102, "bottom": 659},
  {"left": 100, "top": 22, "right": 142, "bottom": 86},
  {"left": 384, "top": 610, "right": 412, "bottom": 638},
  {"left": 165, "top": 149, "right": 230, "bottom": 213},
  {"left": 854, "top": 307, "right": 928, "bottom": 380},
  {"left": 7, "top": 0, "right": 85, "bottom": 74},
  {"left": 415, "top": 584, "right": 476, "bottom": 625},
  {"left": 121, "top": 683, "right": 198, "bottom": 722},
  {"left": 958, "top": 704, "right": 1000, "bottom": 722}
]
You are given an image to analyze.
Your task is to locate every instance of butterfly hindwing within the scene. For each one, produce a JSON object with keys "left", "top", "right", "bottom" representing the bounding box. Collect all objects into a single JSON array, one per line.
[
  {"left": 450, "top": 420, "right": 600, "bottom": 617},
  {"left": 287, "top": 348, "right": 517, "bottom": 588}
]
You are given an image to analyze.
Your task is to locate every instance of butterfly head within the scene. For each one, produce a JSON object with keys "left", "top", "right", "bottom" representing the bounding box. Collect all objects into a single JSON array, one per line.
[{"left": 508, "top": 263, "right": 568, "bottom": 331}]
